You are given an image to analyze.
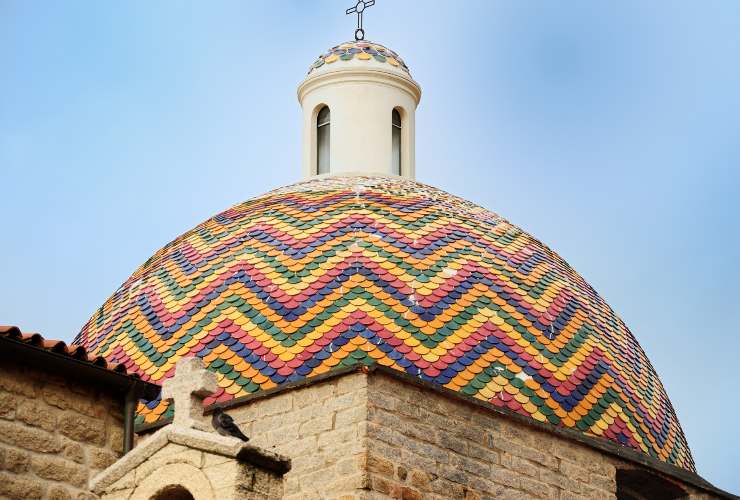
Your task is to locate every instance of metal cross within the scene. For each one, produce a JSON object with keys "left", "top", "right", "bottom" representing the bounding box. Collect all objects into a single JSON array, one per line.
[{"left": 346, "top": 0, "right": 375, "bottom": 41}]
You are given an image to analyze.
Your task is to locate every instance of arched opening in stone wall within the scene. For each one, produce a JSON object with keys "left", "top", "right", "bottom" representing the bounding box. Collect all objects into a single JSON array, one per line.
[
  {"left": 616, "top": 468, "right": 688, "bottom": 500},
  {"left": 150, "top": 484, "right": 195, "bottom": 500}
]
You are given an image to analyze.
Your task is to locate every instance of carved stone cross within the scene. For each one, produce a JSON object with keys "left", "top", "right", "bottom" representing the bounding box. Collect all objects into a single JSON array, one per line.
[{"left": 161, "top": 357, "right": 218, "bottom": 430}]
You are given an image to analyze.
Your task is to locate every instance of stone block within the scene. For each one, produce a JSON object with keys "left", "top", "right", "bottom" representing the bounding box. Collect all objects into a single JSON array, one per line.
[
  {"left": 467, "top": 442, "right": 499, "bottom": 464},
  {"left": 539, "top": 467, "right": 583, "bottom": 493},
  {"left": 587, "top": 472, "right": 616, "bottom": 493},
  {"left": 266, "top": 423, "right": 300, "bottom": 447},
  {"left": 323, "top": 391, "right": 357, "bottom": 412},
  {"left": 335, "top": 405, "right": 367, "bottom": 428},
  {"left": 368, "top": 391, "right": 397, "bottom": 412},
  {"left": 501, "top": 453, "right": 539, "bottom": 478},
  {"left": 559, "top": 460, "right": 590, "bottom": 483},
  {"left": 294, "top": 383, "right": 335, "bottom": 408},
  {"left": 367, "top": 454, "right": 394, "bottom": 476},
  {"left": 559, "top": 493, "right": 591, "bottom": 500},
  {"left": 400, "top": 486, "right": 423, "bottom": 500},
  {"left": 498, "top": 489, "right": 539, "bottom": 500},
  {"left": 58, "top": 411, "right": 106, "bottom": 446},
  {"left": 0, "top": 445, "right": 30, "bottom": 472},
  {"left": 580, "top": 483, "right": 616, "bottom": 499},
  {"left": 438, "top": 462, "right": 470, "bottom": 485},
  {"left": 403, "top": 437, "right": 449, "bottom": 465},
  {"left": 397, "top": 446, "right": 435, "bottom": 471},
  {"left": 62, "top": 439, "right": 85, "bottom": 463},
  {"left": 108, "top": 470, "right": 136, "bottom": 492},
  {"left": 108, "top": 426, "right": 124, "bottom": 454},
  {"left": 337, "top": 373, "right": 367, "bottom": 394},
  {"left": 137, "top": 447, "right": 203, "bottom": 482},
  {"left": 0, "top": 368, "right": 34, "bottom": 396},
  {"left": 465, "top": 490, "right": 483, "bottom": 500},
  {"left": 409, "top": 469, "right": 433, "bottom": 490},
  {"left": 519, "top": 444, "right": 558, "bottom": 470},
  {"left": 16, "top": 398, "right": 56, "bottom": 431},
  {"left": 586, "top": 459, "right": 615, "bottom": 478},
  {"left": 490, "top": 467, "right": 521, "bottom": 489},
  {"left": 75, "top": 492, "right": 100, "bottom": 500},
  {"left": 41, "top": 385, "right": 70, "bottom": 409},
  {"left": 439, "top": 432, "right": 469, "bottom": 455},
  {"left": 203, "top": 459, "right": 239, "bottom": 488},
  {"left": 48, "top": 485, "right": 74, "bottom": 500},
  {"left": 276, "top": 435, "right": 317, "bottom": 457},
  {"left": 449, "top": 454, "right": 491, "bottom": 478},
  {"left": 0, "top": 419, "right": 61, "bottom": 453},
  {"left": 0, "top": 471, "right": 44, "bottom": 500},
  {"left": 0, "top": 390, "right": 17, "bottom": 419},
  {"left": 324, "top": 472, "right": 367, "bottom": 493},
  {"left": 370, "top": 474, "right": 393, "bottom": 494},
  {"left": 96, "top": 490, "right": 134, "bottom": 500},
  {"left": 318, "top": 427, "right": 351, "bottom": 450},
  {"left": 298, "top": 414, "right": 333, "bottom": 437},
  {"left": 519, "top": 476, "right": 558, "bottom": 499},
  {"left": 552, "top": 442, "right": 596, "bottom": 467},
  {"left": 430, "top": 477, "right": 467, "bottom": 499},
  {"left": 396, "top": 464, "right": 408, "bottom": 481},
  {"left": 500, "top": 422, "right": 541, "bottom": 449},
  {"left": 31, "top": 454, "right": 88, "bottom": 488},
  {"left": 88, "top": 447, "right": 119, "bottom": 469}
]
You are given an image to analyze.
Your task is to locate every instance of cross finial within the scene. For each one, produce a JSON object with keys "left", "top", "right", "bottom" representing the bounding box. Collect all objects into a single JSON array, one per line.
[
  {"left": 346, "top": 0, "right": 375, "bottom": 41},
  {"left": 161, "top": 357, "right": 218, "bottom": 430}
]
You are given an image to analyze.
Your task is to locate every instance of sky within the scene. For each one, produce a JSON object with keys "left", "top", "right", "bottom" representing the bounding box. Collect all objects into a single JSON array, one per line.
[{"left": 1, "top": 0, "right": 739, "bottom": 492}]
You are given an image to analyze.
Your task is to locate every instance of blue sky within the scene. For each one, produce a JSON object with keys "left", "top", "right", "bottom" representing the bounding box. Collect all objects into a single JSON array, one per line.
[{"left": 2, "top": 0, "right": 739, "bottom": 492}]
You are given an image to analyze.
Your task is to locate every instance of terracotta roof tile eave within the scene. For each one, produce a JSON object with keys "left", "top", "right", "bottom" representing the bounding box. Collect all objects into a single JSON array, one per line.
[{"left": 0, "top": 326, "right": 159, "bottom": 399}]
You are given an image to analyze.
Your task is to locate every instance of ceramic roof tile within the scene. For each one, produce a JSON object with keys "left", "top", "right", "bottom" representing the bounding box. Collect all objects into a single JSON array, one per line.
[
  {"left": 308, "top": 40, "right": 410, "bottom": 75},
  {"left": 0, "top": 325, "right": 150, "bottom": 380},
  {"left": 73, "top": 175, "right": 694, "bottom": 471}
]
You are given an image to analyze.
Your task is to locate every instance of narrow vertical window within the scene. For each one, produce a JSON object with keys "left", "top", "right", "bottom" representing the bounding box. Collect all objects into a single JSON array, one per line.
[
  {"left": 392, "top": 109, "right": 402, "bottom": 175},
  {"left": 317, "top": 106, "right": 330, "bottom": 175}
]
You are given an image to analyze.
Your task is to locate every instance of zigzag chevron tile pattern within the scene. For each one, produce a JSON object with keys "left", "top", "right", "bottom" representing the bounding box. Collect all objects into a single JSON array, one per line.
[{"left": 73, "top": 175, "right": 694, "bottom": 470}]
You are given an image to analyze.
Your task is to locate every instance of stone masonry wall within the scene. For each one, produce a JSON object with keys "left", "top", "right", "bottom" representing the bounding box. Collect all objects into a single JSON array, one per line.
[
  {"left": 365, "top": 373, "right": 719, "bottom": 500},
  {"left": 217, "top": 369, "right": 719, "bottom": 500},
  {"left": 97, "top": 441, "right": 285, "bottom": 500},
  {"left": 0, "top": 359, "right": 125, "bottom": 500},
  {"left": 227, "top": 372, "right": 369, "bottom": 500},
  {"left": 135, "top": 369, "right": 720, "bottom": 500}
]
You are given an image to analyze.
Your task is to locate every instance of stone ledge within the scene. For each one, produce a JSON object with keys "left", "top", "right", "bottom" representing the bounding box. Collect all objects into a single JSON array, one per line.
[{"left": 90, "top": 425, "right": 290, "bottom": 495}]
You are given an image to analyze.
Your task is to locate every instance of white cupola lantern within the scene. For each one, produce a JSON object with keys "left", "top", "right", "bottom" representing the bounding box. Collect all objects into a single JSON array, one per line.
[{"left": 298, "top": 40, "right": 422, "bottom": 179}]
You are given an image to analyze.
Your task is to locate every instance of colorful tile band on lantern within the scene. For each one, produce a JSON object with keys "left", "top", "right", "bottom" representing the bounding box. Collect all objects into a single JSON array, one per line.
[
  {"left": 73, "top": 175, "right": 694, "bottom": 472},
  {"left": 308, "top": 41, "right": 410, "bottom": 75}
]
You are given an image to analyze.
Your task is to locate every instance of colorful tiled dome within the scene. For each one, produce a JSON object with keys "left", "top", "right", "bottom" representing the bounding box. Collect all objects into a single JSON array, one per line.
[
  {"left": 308, "top": 40, "right": 410, "bottom": 75},
  {"left": 73, "top": 175, "right": 693, "bottom": 471}
]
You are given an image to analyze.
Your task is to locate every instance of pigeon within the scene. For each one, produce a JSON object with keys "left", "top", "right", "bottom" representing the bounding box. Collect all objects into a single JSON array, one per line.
[{"left": 211, "top": 407, "right": 249, "bottom": 442}]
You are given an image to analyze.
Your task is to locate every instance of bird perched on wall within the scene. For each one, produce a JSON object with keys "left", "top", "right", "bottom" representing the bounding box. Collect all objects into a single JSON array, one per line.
[{"left": 211, "top": 407, "right": 249, "bottom": 442}]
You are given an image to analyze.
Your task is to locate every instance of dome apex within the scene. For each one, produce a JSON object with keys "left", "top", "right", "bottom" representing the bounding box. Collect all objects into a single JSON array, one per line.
[{"left": 308, "top": 40, "right": 411, "bottom": 77}]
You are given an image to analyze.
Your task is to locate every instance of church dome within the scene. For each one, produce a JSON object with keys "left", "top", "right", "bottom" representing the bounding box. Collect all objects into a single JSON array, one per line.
[
  {"left": 308, "top": 40, "right": 411, "bottom": 76},
  {"left": 74, "top": 175, "right": 694, "bottom": 471}
]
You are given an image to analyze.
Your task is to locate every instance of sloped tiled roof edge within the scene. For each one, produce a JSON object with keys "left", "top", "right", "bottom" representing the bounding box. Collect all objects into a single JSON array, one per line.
[{"left": 0, "top": 325, "right": 159, "bottom": 399}]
